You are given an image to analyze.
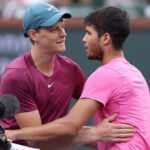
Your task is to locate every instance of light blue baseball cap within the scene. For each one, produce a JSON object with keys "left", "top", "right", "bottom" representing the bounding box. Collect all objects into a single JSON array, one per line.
[{"left": 23, "top": 3, "right": 71, "bottom": 37}]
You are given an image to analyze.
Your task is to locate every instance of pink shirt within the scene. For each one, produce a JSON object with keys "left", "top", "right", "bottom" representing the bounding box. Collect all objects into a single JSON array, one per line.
[
  {"left": 0, "top": 52, "right": 86, "bottom": 145},
  {"left": 80, "top": 58, "right": 150, "bottom": 150}
]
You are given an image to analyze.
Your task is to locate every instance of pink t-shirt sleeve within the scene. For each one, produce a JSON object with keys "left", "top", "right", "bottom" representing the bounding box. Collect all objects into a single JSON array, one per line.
[{"left": 80, "top": 67, "right": 120, "bottom": 106}]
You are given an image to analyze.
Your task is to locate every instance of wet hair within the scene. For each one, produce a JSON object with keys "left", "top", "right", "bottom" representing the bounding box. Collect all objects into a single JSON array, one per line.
[{"left": 84, "top": 7, "right": 130, "bottom": 50}]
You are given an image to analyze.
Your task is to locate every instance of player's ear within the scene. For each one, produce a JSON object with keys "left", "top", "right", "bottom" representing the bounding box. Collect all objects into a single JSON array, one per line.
[
  {"left": 29, "top": 29, "right": 39, "bottom": 42},
  {"left": 99, "top": 32, "right": 111, "bottom": 47},
  {"left": 102, "top": 32, "right": 111, "bottom": 45}
]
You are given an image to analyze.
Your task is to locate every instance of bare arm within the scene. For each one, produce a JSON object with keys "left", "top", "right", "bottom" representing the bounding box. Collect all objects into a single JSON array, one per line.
[
  {"left": 30, "top": 126, "right": 98, "bottom": 150},
  {"left": 6, "top": 99, "right": 135, "bottom": 149},
  {"left": 14, "top": 110, "right": 42, "bottom": 147},
  {"left": 30, "top": 114, "right": 135, "bottom": 150},
  {"left": 7, "top": 99, "right": 100, "bottom": 142}
]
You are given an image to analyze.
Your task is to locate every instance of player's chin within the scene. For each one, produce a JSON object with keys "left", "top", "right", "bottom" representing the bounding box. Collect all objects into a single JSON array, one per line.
[
  {"left": 57, "top": 47, "right": 66, "bottom": 53},
  {"left": 87, "top": 53, "right": 96, "bottom": 60}
]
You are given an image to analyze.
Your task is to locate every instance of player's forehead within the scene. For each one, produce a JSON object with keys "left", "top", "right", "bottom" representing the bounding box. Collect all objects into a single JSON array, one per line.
[{"left": 51, "top": 19, "right": 65, "bottom": 28}]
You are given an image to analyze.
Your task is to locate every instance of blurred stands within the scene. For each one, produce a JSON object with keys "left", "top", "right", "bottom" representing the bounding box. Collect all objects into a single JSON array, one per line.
[
  {"left": 0, "top": 0, "right": 103, "bottom": 19},
  {"left": 1, "top": 0, "right": 50, "bottom": 19},
  {"left": 56, "top": 0, "right": 103, "bottom": 18},
  {"left": 1, "top": 0, "right": 150, "bottom": 19},
  {"left": 145, "top": 0, "right": 150, "bottom": 17},
  {"left": 104, "top": 0, "right": 147, "bottom": 18},
  {"left": 0, "top": 0, "right": 5, "bottom": 16}
]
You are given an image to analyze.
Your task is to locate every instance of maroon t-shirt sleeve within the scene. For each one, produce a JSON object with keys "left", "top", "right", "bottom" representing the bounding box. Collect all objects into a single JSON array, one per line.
[{"left": 0, "top": 68, "right": 37, "bottom": 113}]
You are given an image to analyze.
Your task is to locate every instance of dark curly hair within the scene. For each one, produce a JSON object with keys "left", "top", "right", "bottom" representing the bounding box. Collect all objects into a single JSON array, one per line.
[{"left": 84, "top": 7, "right": 130, "bottom": 50}]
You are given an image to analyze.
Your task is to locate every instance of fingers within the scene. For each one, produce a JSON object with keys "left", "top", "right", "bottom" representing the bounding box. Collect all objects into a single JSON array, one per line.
[
  {"left": 101, "top": 132, "right": 134, "bottom": 143},
  {"left": 115, "top": 133, "right": 135, "bottom": 138},
  {"left": 115, "top": 128, "right": 136, "bottom": 134},
  {"left": 108, "top": 132, "right": 135, "bottom": 142},
  {"left": 108, "top": 137, "right": 129, "bottom": 143},
  {"left": 99, "top": 132, "right": 134, "bottom": 143},
  {"left": 105, "top": 113, "right": 117, "bottom": 122},
  {"left": 113, "top": 123, "right": 135, "bottom": 129},
  {"left": 110, "top": 129, "right": 135, "bottom": 141},
  {"left": 104, "top": 114, "right": 135, "bottom": 130}
]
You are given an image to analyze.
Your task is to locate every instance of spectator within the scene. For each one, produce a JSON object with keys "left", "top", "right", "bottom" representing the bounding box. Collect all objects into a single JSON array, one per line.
[
  {"left": 104, "top": 0, "right": 147, "bottom": 17},
  {"left": 2, "top": 0, "right": 50, "bottom": 19}
]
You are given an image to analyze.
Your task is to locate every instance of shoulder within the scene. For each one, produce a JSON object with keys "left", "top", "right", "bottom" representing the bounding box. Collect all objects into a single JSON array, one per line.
[
  {"left": 56, "top": 54, "right": 86, "bottom": 82},
  {"left": 6, "top": 53, "right": 29, "bottom": 70},
  {"left": 1, "top": 66, "right": 33, "bottom": 96},
  {"left": 56, "top": 54, "right": 79, "bottom": 66},
  {"left": 3, "top": 52, "right": 32, "bottom": 79},
  {"left": 84, "top": 66, "right": 121, "bottom": 90},
  {"left": 56, "top": 54, "right": 84, "bottom": 72},
  {"left": 90, "top": 66, "right": 120, "bottom": 80},
  {"left": 1, "top": 55, "right": 33, "bottom": 86},
  {"left": 1, "top": 68, "right": 32, "bottom": 90}
]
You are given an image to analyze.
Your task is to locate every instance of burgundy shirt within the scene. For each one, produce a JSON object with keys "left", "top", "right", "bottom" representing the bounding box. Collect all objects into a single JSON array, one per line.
[{"left": 0, "top": 52, "right": 86, "bottom": 145}]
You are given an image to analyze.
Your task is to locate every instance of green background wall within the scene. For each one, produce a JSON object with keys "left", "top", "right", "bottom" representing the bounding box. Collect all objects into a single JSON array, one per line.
[{"left": 0, "top": 27, "right": 150, "bottom": 150}]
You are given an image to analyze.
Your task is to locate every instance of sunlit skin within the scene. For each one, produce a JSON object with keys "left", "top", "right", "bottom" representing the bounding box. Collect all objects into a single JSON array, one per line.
[
  {"left": 82, "top": 25, "right": 104, "bottom": 61},
  {"left": 30, "top": 19, "right": 67, "bottom": 56},
  {"left": 82, "top": 25, "right": 125, "bottom": 65},
  {"left": 28, "top": 19, "right": 67, "bottom": 77}
]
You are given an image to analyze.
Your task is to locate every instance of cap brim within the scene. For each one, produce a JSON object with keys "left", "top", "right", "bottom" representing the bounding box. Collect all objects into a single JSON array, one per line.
[
  {"left": 24, "top": 12, "right": 71, "bottom": 38},
  {"left": 40, "top": 12, "right": 71, "bottom": 27}
]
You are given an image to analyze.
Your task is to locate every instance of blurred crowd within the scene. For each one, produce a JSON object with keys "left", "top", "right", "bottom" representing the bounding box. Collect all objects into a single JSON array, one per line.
[{"left": 0, "top": 0, "right": 150, "bottom": 19}]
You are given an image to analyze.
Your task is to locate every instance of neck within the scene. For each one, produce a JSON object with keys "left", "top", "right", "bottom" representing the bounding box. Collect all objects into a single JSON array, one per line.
[
  {"left": 101, "top": 49, "right": 124, "bottom": 65},
  {"left": 31, "top": 47, "right": 56, "bottom": 77}
]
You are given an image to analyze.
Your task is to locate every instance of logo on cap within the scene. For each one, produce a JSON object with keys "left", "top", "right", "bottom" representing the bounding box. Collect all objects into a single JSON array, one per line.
[{"left": 47, "top": 6, "right": 53, "bottom": 11}]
